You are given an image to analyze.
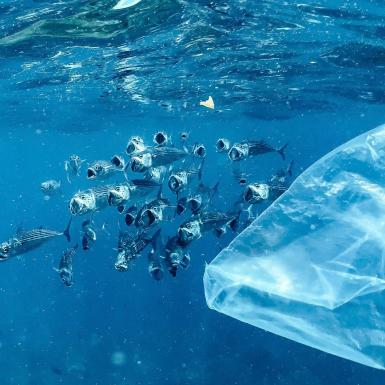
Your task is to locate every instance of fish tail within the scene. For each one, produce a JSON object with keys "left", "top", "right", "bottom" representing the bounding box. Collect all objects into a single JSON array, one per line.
[
  {"left": 277, "top": 142, "right": 288, "bottom": 160},
  {"left": 63, "top": 218, "right": 72, "bottom": 243}
]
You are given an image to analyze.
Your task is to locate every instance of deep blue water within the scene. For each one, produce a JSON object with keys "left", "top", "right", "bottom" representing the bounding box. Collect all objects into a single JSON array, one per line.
[{"left": 1, "top": 1, "right": 385, "bottom": 384}]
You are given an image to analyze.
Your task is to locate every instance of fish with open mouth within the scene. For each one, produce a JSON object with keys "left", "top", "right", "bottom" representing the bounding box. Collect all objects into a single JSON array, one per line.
[
  {"left": 87, "top": 156, "right": 126, "bottom": 180},
  {"left": 69, "top": 185, "right": 112, "bottom": 215},
  {"left": 130, "top": 146, "right": 187, "bottom": 173},
  {"left": 243, "top": 161, "right": 294, "bottom": 204},
  {"left": 167, "top": 168, "right": 201, "bottom": 195},
  {"left": 0, "top": 220, "right": 72, "bottom": 261},
  {"left": 153, "top": 131, "right": 170, "bottom": 147},
  {"left": 228, "top": 140, "right": 288, "bottom": 161},
  {"left": 114, "top": 229, "right": 161, "bottom": 272},
  {"left": 162, "top": 235, "right": 190, "bottom": 277},
  {"left": 107, "top": 179, "right": 161, "bottom": 211},
  {"left": 216, "top": 138, "right": 231, "bottom": 153},
  {"left": 55, "top": 244, "right": 78, "bottom": 287},
  {"left": 178, "top": 211, "right": 240, "bottom": 246},
  {"left": 65, "top": 154, "right": 84, "bottom": 182},
  {"left": 134, "top": 197, "right": 171, "bottom": 228},
  {"left": 126, "top": 136, "right": 146, "bottom": 155}
]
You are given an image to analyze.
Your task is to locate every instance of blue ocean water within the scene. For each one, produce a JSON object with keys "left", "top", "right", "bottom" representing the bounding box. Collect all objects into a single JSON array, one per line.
[{"left": 1, "top": 1, "right": 385, "bottom": 384}]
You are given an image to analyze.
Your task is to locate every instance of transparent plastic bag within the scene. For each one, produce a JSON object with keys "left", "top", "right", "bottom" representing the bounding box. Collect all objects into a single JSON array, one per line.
[{"left": 204, "top": 124, "right": 385, "bottom": 369}]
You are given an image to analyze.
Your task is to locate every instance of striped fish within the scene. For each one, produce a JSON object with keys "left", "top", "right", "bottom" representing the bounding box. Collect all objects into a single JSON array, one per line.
[{"left": 0, "top": 220, "right": 71, "bottom": 261}]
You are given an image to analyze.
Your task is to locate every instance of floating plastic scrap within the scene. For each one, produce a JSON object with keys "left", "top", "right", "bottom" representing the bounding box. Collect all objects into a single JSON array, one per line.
[
  {"left": 204, "top": 124, "right": 385, "bottom": 369},
  {"left": 113, "top": 0, "right": 142, "bottom": 10},
  {"left": 200, "top": 96, "right": 215, "bottom": 110}
]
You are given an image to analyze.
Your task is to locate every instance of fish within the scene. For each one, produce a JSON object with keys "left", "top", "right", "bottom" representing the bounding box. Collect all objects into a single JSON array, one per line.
[
  {"left": 124, "top": 205, "right": 138, "bottom": 226},
  {"left": 192, "top": 143, "right": 206, "bottom": 159},
  {"left": 56, "top": 244, "right": 78, "bottom": 287},
  {"left": 167, "top": 168, "right": 201, "bottom": 195},
  {"left": 178, "top": 211, "right": 240, "bottom": 246},
  {"left": 243, "top": 161, "right": 294, "bottom": 204},
  {"left": 87, "top": 157, "right": 125, "bottom": 180},
  {"left": 126, "top": 136, "right": 146, "bottom": 155},
  {"left": 41, "top": 179, "right": 61, "bottom": 197},
  {"left": 144, "top": 166, "right": 167, "bottom": 184},
  {"left": 153, "top": 131, "right": 170, "bottom": 147},
  {"left": 134, "top": 197, "right": 171, "bottom": 228},
  {"left": 107, "top": 179, "right": 161, "bottom": 209},
  {"left": 81, "top": 220, "right": 97, "bottom": 251},
  {"left": 130, "top": 146, "right": 187, "bottom": 173},
  {"left": 185, "top": 182, "right": 219, "bottom": 214},
  {"left": 65, "top": 154, "right": 84, "bottom": 183},
  {"left": 147, "top": 229, "right": 164, "bottom": 280},
  {"left": 216, "top": 138, "right": 231, "bottom": 153},
  {"left": 162, "top": 236, "right": 190, "bottom": 277},
  {"left": 69, "top": 185, "right": 111, "bottom": 215},
  {"left": 114, "top": 229, "right": 161, "bottom": 272},
  {"left": 0, "top": 219, "right": 72, "bottom": 261},
  {"left": 228, "top": 140, "right": 288, "bottom": 161}
]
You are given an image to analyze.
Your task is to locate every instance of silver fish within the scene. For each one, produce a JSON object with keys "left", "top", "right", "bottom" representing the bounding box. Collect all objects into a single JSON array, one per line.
[
  {"left": 192, "top": 143, "right": 206, "bottom": 159},
  {"left": 130, "top": 147, "right": 187, "bottom": 173},
  {"left": 87, "top": 159, "right": 125, "bottom": 180},
  {"left": 65, "top": 154, "right": 83, "bottom": 182},
  {"left": 163, "top": 236, "right": 190, "bottom": 277},
  {"left": 216, "top": 138, "right": 231, "bottom": 153},
  {"left": 107, "top": 180, "right": 161, "bottom": 208},
  {"left": 153, "top": 131, "right": 170, "bottom": 146},
  {"left": 243, "top": 161, "right": 293, "bottom": 204},
  {"left": 81, "top": 220, "right": 97, "bottom": 251},
  {"left": 126, "top": 136, "right": 146, "bottom": 155},
  {"left": 69, "top": 185, "right": 112, "bottom": 215},
  {"left": 135, "top": 198, "right": 170, "bottom": 228},
  {"left": 41, "top": 179, "right": 61, "bottom": 196},
  {"left": 228, "top": 140, "right": 288, "bottom": 161},
  {"left": 115, "top": 229, "right": 160, "bottom": 272},
  {"left": 167, "top": 169, "right": 199, "bottom": 194},
  {"left": 56, "top": 244, "right": 78, "bottom": 287},
  {"left": 178, "top": 211, "right": 239, "bottom": 246},
  {"left": 0, "top": 220, "right": 71, "bottom": 261}
]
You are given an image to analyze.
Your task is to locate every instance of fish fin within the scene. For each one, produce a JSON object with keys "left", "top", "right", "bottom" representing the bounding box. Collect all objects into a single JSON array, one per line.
[
  {"left": 198, "top": 158, "right": 205, "bottom": 181},
  {"left": 277, "top": 142, "right": 288, "bottom": 160},
  {"left": 286, "top": 160, "right": 294, "bottom": 177},
  {"left": 63, "top": 218, "right": 72, "bottom": 243}
]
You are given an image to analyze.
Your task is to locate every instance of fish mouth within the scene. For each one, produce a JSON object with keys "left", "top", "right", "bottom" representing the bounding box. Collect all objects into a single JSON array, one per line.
[
  {"left": 125, "top": 213, "right": 135, "bottom": 226},
  {"left": 126, "top": 142, "right": 136, "bottom": 155},
  {"left": 187, "top": 198, "right": 200, "bottom": 212},
  {"left": 130, "top": 157, "right": 145, "bottom": 173},
  {"left": 141, "top": 209, "right": 157, "bottom": 227},
  {"left": 168, "top": 175, "right": 182, "bottom": 192},
  {"left": 154, "top": 132, "right": 166, "bottom": 145},
  {"left": 108, "top": 189, "right": 127, "bottom": 206},
  {"left": 111, "top": 155, "right": 125, "bottom": 169},
  {"left": 178, "top": 228, "right": 194, "bottom": 244},
  {"left": 216, "top": 139, "right": 229, "bottom": 152},
  {"left": 228, "top": 146, "right": 241, "bottom": 161},
  {"left": 87, "top": 168, "right": 96, "bottom": 179},
  {"left": 194, "top": 145, "right": 206, "bottom": 158},
  {"left": 69, "top": 198, "right": 85, "bottom": 215},
  {"left": 176, "top": 203, "right": 186, "bottom": 215},
  {"left": 244, "top": 184, "right": 266, "bottom": 204}
]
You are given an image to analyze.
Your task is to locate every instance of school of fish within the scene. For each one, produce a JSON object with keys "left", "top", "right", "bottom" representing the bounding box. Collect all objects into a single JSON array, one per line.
[{"left": 0, "top": 132, "right": 292, "bottom": 287}]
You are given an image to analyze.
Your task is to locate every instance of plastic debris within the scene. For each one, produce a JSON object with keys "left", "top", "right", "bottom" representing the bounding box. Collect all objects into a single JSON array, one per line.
[
  {"left": 200, "top": 96, "right": 214, "bottom": 110},
  {"left": 113, "top": 0, "right": 142, "bottom": 10},
  {"left": 204, "top": 124, "right": 385, "bottom": 370}
]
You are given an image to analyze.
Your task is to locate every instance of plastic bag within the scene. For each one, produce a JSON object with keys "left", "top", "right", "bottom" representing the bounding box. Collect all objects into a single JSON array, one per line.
[{"left": 204, "top": 124, "right": 385, "bottom": 369}]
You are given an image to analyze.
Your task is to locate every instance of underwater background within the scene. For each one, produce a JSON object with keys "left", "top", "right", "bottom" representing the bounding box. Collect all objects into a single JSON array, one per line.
[{"left": 1, "top": 0, "right": 385, "bottom": 384}]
